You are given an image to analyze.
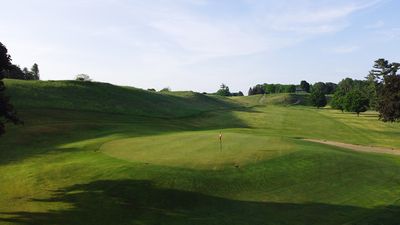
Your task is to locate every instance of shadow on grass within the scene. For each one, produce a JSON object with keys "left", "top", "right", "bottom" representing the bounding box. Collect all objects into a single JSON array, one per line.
[
  {"left": 0, "top": 105, "right": 252, "bottom": 165},
  {"left": 1, "top": 179, "right": 399, "bottom": 225}
]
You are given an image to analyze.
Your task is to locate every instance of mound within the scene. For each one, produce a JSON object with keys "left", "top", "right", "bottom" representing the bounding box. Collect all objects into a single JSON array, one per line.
[
  {"left": 4, "top": 79, "right": 238, "bottom": 118},
  {"left": 231, "top": 93, "right": 311, "bottom": 106},
  {"left": 100, "top": 131, "right": 296, "bottom": 169}
]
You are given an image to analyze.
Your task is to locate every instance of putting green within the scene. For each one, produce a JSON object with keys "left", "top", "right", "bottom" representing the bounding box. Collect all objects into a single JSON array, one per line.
[{"left": 100, "top": 131, "right": 296, "bottom": 169}]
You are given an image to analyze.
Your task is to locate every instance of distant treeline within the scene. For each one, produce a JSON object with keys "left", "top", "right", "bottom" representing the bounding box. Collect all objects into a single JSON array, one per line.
[
  {"left": 330, "top": 59, "right": 399, "bottom": 121},
  {"left": 215, "top": 84, "right": 244, "bottom": 96},
  {"left": 248, "top": 81, "right": 337, "bottom": 95},
  {"left": 1, "top": 63, "right": 40, "bottom": 80},
  {"left": 245, "top": 58, "right": 400, "bottom": 121}
]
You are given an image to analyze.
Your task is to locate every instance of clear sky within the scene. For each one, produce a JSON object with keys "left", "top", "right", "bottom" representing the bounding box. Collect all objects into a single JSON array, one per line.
[{"left": 1, "top": 0, "right": 399, "bottom": 93}]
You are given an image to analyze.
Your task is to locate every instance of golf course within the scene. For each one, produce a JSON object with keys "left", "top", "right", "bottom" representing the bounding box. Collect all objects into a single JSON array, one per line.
[{"left": 1, "top": 79, "right": 400, "bottom": 225}]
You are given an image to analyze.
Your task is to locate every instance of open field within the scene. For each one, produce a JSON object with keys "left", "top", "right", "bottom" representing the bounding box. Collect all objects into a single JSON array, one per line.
[{"left": 1, "top": 80, "right": 400, "bottom": 225}]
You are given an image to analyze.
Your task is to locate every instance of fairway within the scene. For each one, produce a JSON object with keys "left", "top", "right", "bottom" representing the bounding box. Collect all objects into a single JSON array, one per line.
[
  {"left": 100, "top": 131, "right": 295, "bottom": 169},
  {"left": 1, "top": 80, "right": 400, "bottom": 225}
]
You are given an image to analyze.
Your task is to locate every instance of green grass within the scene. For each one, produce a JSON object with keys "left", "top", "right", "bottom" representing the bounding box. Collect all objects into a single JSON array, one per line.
[{"left": 1, "top": 79, "right": 400, "bottom": 225}]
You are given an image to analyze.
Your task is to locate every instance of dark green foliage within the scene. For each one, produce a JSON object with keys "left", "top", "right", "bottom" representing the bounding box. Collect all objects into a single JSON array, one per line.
[
  {"left": 247, "top": 84, "right": 265, "bottom": 95},
  {"left": 310, "top": 90, "right": 327, "bottom": 108},
  {"left": 0, "top": 42, "right": 19, "bottom": 135},
  {"left": 369, "top": 58, "right": 400, "bottom": 122},
  {"left": 231, "top": 91, "right": 244, "bottom": 96},
  {"left": 331, "top": 78, "right": 373, "bottom": 115},
  {"left": 265, "top": 84, "right": 276, "bottom": 94},
  {"left": 330, "top": 91, "right": 345, "bottom": 112},
  {"left": 216, "top": 84, "right": 231, "bottom": 96},
  {"left": 377, "top": 74, "right": 400, "bottom": 122},
  {"left": 300, "top": 80, "right": 310, "bottom": 92},
  {"left": 1, "top": 63, "right": 40, "bottom": 81},
  {"left": 310, "top": 84, "right": 327, "bottom": 108},
  {"left": 325, "top": 82, "right": 337, "bottom": 94},
  {"left": 2, "top": 65, "right": 26, "bottom": 80},
  {"left": 285, "top": 85, "right": 296, "bottom": 93},
  {"left": 312, "top": 82, "right": 327, "bottom": 95},
  {"left": 31, "top": 63, "right": 40, "bottom": 80},
  {"left": 343, "top": 89, "right": 369, "bottom": 116},
  {"left": 249, "top": 83, "right": 297, "bottom": 95}
]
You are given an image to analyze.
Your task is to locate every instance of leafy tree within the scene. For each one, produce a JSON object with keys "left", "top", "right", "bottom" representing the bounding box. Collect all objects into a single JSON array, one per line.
[
  {"left": 2, "top": 64, "right": 26, "bottom": 80},
  {"left": 300, "top": 80, "right": 310, "bottom": 92},
  {"left": 160, "top": 87, "right": 171, "bottom": 92},
  {"left": 31, "top": 63, "right": 40, "bottom": 80},
  {"left": 331, "top": 91, "right": 345, "bottom": 112},
  {"left": 216, "top": 84, "right": 231, "bottom": 96},
  {"left": 313, "top": 82, "right": 328, "bottom": 95},
  {"left": 265, "top": 84, "right": 276, "bottom": 94},
  {"left": 147, "top": 88, "right": 156, "bottom": 92},
  {"left": 75, "top": 74, "right": 91, "bottom": 81},
  {"left": 0, "top": 42, "right": 20, "bottom": 135},
  {"left": 231, "top": 91, "right": 244, "bottom": 96},
  {"left": 325, "top": 82, "right": 337, "bottom": 94},
  {"left": 343, "top": 89, "right": 369, "bottom": 116},
  {"left": 310, "top": 85, "right": 327, "bottom": 108},
  {"left": 286, "top": 85, "right": 296, "bottom": 93}
]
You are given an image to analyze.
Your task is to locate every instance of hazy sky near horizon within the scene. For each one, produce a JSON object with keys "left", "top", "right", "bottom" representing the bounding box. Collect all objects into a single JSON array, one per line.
[{"left": 1, "top": 0, "right": 399, "bottom": 92}]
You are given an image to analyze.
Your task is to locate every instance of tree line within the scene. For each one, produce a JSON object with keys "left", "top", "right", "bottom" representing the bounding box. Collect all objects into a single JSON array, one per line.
[
  {"left": 1, "top": 63, "right": 40, "bottom": 80},
  {"left": 215, "top": 84, "right": 244, "bottom": 96},
  {"left": 330, "top": 59, "right": 400, "bottom": 121},
  {"left": 247, "top": 81, "right": 337, "bottom": 96}
]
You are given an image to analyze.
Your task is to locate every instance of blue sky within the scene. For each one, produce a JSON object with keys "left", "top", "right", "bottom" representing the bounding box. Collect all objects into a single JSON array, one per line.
[{"left": 1, "top": 0, "right": 399, "bottom": 92}]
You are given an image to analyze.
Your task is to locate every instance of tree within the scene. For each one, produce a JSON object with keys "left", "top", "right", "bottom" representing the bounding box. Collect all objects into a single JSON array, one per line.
[
  {"left": 0, "top": 42, "right": 20, "bottom": 135},
  {"left": 2, "top": 64, "right": 26, "bottom": 80},
  {"left": 216, "top": 83, "right": 231, "bottom": 96},
  {"left": 343, "top": 89, "right": 369, "bottom": 116},
  {"left": 160, "top": 87, "right": 171, "bottom": 92},
  {"left": 31, "top": 63, "right": 40, "bottom": 80},
  {"left": 310, "top": 86, "right": 327, "bottom": 108},
  {"left": 75, "top": 74, "right": 91, "bottom": 81},
  {"left": 369, "top": 58, "right": 400, "bottom": 122},
  {"left": 331, "top": 91, "right": 345, "bottom": 112},
  {"left": 377, "top": 74, "right": 400, "bottom": 122},
  {"left": 300, "top": 80, "right": 310, "bottom": 92},
  {"left": 248, "top": 87, "right": 253, "bottom": 96},
  {"left": 313, "top": 82, "right": 328, "bottom": 95},
  {"left": 265, "top": 84, "right": 276, "bottom": 94},
  {"left": 286, "top": 85, "right": 296, "bottom": 93},
  {"left": 325, "top": 82, "right": 337, "bottom": 94}
]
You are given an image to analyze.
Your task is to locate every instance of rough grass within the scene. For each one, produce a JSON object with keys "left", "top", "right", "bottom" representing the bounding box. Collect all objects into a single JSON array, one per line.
[{"left": 1, "top": 80, "right": 400, "bottom": 225}]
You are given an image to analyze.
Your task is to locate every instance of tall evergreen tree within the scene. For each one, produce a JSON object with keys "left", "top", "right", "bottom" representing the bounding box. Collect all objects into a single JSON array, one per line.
[
  {"left": 31, "top": 63, "right": 40, "bottom": 80},
  {"left": 369, "top": 59, "right": 400, "bottom": 122}
]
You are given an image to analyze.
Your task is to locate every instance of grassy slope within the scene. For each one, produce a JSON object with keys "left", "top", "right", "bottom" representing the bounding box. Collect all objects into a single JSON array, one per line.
[
  {"left": 4, "top": 79, "right": 238, "bottom": 118},
  {"left": 0, "top": 80, "right": 400, "bottom": 225}
]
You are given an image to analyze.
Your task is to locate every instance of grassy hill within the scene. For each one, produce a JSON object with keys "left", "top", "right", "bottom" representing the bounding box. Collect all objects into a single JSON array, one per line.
[
  {"left": 231, "top": 93, "right": 311, "bottom": 107},
  {"left": 4, "top": 79, "right": 238, "bottom": 118},
  {"left": 1, "top": 80, "right": 400, "bottom": 225}
]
